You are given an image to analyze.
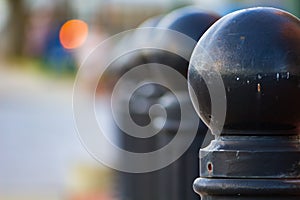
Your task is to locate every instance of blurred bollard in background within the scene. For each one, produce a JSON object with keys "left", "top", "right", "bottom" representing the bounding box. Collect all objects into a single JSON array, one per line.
[
  {"left": 109, "top": 6, "right": 220, "bottom": 200},
  {"left": 150, "top": 7, "right": 220, "bottom": 200},
  {"left": 107, "top": 15, "right": 165, "bottom": 200}
]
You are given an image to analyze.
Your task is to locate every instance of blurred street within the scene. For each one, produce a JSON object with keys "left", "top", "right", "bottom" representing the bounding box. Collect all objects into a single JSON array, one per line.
[{"left": 0, "top": 63, "right": 103, "bottom": 199}]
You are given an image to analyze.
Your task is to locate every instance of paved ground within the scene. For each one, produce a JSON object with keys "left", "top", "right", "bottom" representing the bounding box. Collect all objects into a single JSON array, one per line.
[{"left": 0, "top": 64, "right": 109, "bottom": 199}]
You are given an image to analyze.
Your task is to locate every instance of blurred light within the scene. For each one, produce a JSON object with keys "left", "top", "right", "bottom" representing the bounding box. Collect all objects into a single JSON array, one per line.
[{"left": 59, "top": 19, "right": 88, "bottom": 49}]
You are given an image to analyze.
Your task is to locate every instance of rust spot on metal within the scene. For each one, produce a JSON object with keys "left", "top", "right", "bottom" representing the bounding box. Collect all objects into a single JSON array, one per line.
[{"left": 207, "top": 162, "right": 213, "bottom": 173}]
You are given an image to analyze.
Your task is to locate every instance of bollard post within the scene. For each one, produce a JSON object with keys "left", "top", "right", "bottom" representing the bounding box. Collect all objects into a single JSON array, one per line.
[
  {"left": 152, "top": 7, "right": 220, "bottom": 200},
  {"left": 188, "top": 7, "right": 300, "bottom": 200},
  {"left": 113, "top": 7, "right": 220, "bottom": 200},
  {"left": 112, "top": 16, "right": 165, "bottom": 200}
]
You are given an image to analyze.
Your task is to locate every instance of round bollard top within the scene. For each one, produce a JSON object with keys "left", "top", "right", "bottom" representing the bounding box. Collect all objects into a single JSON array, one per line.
[
  {"left": 158, "top": 6, "right": 220, "bottom": 41},
  {"left": 188, "top": 7, "right": 300, "bottom": 134},
  {"left": 110, "top": 15, "right": 163, "bottom": 75},
  {"left": 150, "top": 7, "right": 220, "bottom": 78}
]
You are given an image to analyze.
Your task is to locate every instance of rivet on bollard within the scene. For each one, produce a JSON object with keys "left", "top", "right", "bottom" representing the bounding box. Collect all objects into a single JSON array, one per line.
[{"left": 188, "top": 7, "right": 300, "bottom": 200}]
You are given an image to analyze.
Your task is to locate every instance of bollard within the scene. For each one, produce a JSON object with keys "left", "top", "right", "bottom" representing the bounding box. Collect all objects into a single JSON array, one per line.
[
  {"left": 188, "top": 7, "right": 300, "bottom": 199},
  {"left": 152, "top": 7, "right": 220, "bottom": 200},
  {"left": 113, "top": 7, "right": 220, "bottom": 200},
  {"left": 112, "top": 16, "right": 165, "bottom": 200}
]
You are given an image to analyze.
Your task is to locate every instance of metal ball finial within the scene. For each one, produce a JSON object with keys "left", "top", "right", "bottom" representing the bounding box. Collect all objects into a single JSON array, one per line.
[{"left": 188, "top": 7, "right": 300, "bottom": 133}]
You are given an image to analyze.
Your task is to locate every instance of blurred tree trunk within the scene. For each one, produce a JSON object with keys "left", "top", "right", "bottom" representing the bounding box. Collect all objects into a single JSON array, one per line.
[{"left": 7, "top": 0, "right": 27, "bottom": 58}]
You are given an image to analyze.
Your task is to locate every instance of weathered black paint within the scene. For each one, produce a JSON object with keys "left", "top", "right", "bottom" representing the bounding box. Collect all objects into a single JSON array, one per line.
[{"left": 189, "top": 7, "right": 300, "bottom": 199}]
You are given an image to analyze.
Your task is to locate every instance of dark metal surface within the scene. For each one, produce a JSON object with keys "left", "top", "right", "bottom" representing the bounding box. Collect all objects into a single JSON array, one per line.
[
  {"left": 112, "top": 14, "right": 164, "bottom": 199},
  {"left": 154, "top": 7, "right": 220, "bottom": 77},
  {"left": 155, "top": 92, "right": 207, "bottom": 200},
  {"left": 146, "top": 7, "right": 219, "bottom": 200},
  {"left": 194, "top": 178, "right": 300, "bottom": 199},
  {"left": 188, "top": 7, "right": 300, "bottom": 132},
  {"left": 115, "top": 7, "right": 220, "bottom": 200},
  {"left": 188, "top": 7, "right": 300, "bottom": 199},
  {"left": 200, "top": 135, "right": 300, "bottom": 178}
]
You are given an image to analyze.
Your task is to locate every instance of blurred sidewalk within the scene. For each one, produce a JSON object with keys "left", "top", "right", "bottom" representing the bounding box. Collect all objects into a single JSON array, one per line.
[{"left": 0, "top": 63, "right": 107, "bottom": 199}]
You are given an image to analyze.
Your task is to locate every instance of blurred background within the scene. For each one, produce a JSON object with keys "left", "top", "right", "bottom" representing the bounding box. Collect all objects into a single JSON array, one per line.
[{"left": 0, "top": 0, "right": 299, "bottom": 200}]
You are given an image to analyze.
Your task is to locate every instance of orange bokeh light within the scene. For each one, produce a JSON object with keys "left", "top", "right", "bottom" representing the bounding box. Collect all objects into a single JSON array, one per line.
[{"left": 59, "top": 19, "right": 88, "bottom": 49}]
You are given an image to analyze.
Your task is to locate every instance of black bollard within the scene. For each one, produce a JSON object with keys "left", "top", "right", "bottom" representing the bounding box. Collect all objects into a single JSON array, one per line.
[
  {"left": 113, "top": 7, "right": 220, "bottom": 200},
  {"left": 188, "top": 7, "right": 300, "bottom": 199},
  {"left": 118, "top": 84, "right": 167, "bottom": 200},
  {"left": 152, "top": 7, "right": 220, "bottom": 200},
  {"left": 111, "top": 16, "right": 165, "bottom": 200}
]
